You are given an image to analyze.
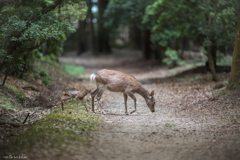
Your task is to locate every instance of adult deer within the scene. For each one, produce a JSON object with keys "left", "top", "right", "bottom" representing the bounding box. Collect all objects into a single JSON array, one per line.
[{"left": 90, "top": 69, "right": 155, "bottom": 115}]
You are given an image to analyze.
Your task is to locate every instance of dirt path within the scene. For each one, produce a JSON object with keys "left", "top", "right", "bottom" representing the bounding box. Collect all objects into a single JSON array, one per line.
[{"left": 58, "top": 50, "right": 240, "bottom": 160}]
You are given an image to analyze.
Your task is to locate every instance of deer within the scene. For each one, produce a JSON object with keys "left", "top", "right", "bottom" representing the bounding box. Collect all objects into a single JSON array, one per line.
[
  {"left": 90, "top": 69, "right": 155, "bottom": 115},
  {"left": 60, "top": 86, "right": 91, "bottom": 112}
]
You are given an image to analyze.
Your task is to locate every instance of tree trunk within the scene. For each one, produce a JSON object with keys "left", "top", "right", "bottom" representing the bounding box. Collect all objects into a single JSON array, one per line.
[
  {"left": 228, "top": 17, "right": 240, "bottom": 89},
  {"left": 129, "top": 24, "right": 142, "bottom": 50},
  {"left": 207, "top": 44, "right": 217, "bottom": 81},
  {"left": 98, "top": 0, "right": 111, "bottom": 54},
  {"left": 144, "top": 29, "right": 152, "bottom": 60},
  {"left": 78, "top": 20, "right": 88, "bottom": 55},
  {"left": 88, "top": 0, "right": 97, "bottom": 55},
  {"left": 153, "top": 45, "right": 166, "bottom": 64}
]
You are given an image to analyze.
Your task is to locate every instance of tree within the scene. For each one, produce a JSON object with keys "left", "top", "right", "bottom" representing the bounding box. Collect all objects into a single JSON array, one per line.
[
  {"left": 0, "top": 0, "right": 87, "bottom": 86},
  {"left": 98, "top": 0, "right": 111, "bottom": 54},
  {"left": 228, "top": 17, "right": 240, "bottom": 89},
  {"left": 87, "top": 0, "right": 97, "bottom": 54},
  {"left": 104, "top": 0, "right": 155, "bottom": 59},
  {"left": 143, "top": 0, "right": 238, "bottom": 80}
]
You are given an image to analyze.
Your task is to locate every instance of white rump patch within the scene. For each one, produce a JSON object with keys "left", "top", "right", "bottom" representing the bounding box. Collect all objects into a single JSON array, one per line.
[{"left": 90, "top": 73, "right": 96, "bottom": 82}]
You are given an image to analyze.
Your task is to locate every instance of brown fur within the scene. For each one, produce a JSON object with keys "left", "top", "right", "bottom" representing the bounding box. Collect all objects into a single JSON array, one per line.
[
  {"left": 91, "top": 69, "right": 155, "bottom": 114},
  {"left": 61, "top": 87, "right": 91, "bottom": 112}
]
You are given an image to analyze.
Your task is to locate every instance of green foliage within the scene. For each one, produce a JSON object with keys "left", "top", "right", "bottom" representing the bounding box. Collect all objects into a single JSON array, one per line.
[
  {"left": 34, "top": 73, "right": 41, "bottom": 79},
  {"left": 216, "top": 50, "right": 232, "bottom": 66},
  {"left": 163, "top": 48, "right": 185, "bottom": 67},
  {"left": 165, "top": 123, "right": 176, "bottom": 128},
  {"left": 42, "top": 76, "right": 53, "bottom": 85},
  {"left": 34, "top": 68, "right": 53, "bottom": 85},
  {"left": 62, "top": 64, "right": 85, "bottom": 76},
  {"left": 39, "top": 69, "right": 49, "bottom": 77},
  {"left": 143, "top": 0, "right": 239, "bottom": 61},
  {"left": 0, "top": 0, "right": 87, "bottom": 81},
  {"left": 213, "top": 89, "right": 231, "bottom": 96},
  {"left": 0, "top": 93, "right": 20, "bottom": 111},
  {"left": 33, "top": 50, "right": 58, "bottom": 65},
  {"left": 143, "top": 0, "right": 193, "bottom": 46},
  {"left": 104, "top": 0, "right": 155, "bottom": 28},
  {"left": 7, "top": 86, "right": 25, "bottom": 100}
]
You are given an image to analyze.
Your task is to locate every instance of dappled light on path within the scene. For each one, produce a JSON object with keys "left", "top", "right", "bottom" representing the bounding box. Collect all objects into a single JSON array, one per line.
[{"left": 59, "top": 50, "right": 240, "bottom": 160}]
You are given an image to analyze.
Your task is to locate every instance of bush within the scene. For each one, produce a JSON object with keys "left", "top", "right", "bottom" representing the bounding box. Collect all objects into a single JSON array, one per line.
[
  {"left": 163, "top": 48, "right": 185, "bottom": 67},
  {"left": 34, "top": 68, "right": 52, "bottom": 86},
  {"left": 42, "top": 76, "right": 53, "bottom": 86}
]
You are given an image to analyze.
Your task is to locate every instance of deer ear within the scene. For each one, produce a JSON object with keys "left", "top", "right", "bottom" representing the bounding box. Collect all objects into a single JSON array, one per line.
[{"left": 150, "top": 91, "right": 154, "bottom": 96}]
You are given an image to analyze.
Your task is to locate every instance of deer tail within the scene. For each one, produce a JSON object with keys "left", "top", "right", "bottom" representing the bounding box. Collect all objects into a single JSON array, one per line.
[{"left": 90, "top": 72, "right": 97, "bottom": 82}]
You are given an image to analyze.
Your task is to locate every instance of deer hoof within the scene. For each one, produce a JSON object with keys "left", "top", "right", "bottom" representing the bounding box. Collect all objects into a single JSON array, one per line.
[{"left": 130, "top": 110, "right": 136, "bottom": 114}]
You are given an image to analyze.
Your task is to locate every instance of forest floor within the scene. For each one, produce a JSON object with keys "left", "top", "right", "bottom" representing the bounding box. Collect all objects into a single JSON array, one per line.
[
  {"left": 59, "top": 49, "right": 240, "bottom": 160},
  {"left": 1, "top": 49, "right": 240, "bottom": 160}
]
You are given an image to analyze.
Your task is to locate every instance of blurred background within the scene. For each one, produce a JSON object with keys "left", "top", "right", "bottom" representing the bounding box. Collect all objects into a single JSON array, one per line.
[
  {"left": 60, "top": 0, "right": 237, "bottom": 80},
  {"left": 0, "top": 0, "right": 239, "bottom": 83}
]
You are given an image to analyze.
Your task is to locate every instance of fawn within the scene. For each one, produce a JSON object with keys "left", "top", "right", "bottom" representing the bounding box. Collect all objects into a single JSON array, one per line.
[
  {"left": 90, "top": 69, "right": 155, "bottom": 115},
  {"left": 61, "top": 87, "right": 91, "bottom": 112}
]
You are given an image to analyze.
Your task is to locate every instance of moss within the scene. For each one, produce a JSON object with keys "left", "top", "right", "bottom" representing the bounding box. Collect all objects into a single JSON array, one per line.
[
  {"left": 165, "top": 123, "right": 176, "bottom": 128},
  {"left": 228, "top": 73, "right": 240, "bottom": 90},
  {"left": 213, "top": 89, "right": 231, "bottom": 96},
  {"left": 0, "top": 92, "right": 20, "bottom": 110},
  {"left": 6, "top": 86, "right": 25, "bottom": 100},
  {"left": 2, "top": 103, "right": 102, "bottom": 154}
]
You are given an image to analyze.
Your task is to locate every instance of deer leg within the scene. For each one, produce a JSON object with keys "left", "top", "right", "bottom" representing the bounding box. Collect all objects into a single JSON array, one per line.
[
  {"left": 61, "top": 96, "right": 72, "bottom": 111},
  {"left": 61, "top": 101, "right": 65, "bottom": 111},
  {"left": 91, "top": 88, "right": 99, "bottom": 113},
  {"left": 96, "top": 89, "right": 105, "bottom": 115},
  {"left": 126, "top": 92, "right": 137, "bottom": 114},
  {"left": 123, "top": 93, "right": 128, "bottom": 115},
  {"left": 76, "top": 98, "right": 79, "bottom": 112},
  {"left": 80, "top": 99, "right": 89, "bottom": 112}
]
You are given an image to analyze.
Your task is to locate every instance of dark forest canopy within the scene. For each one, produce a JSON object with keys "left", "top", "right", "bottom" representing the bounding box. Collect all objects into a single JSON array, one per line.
[{"left": 0, "top": 0, "right": 240, "bottom": 85}]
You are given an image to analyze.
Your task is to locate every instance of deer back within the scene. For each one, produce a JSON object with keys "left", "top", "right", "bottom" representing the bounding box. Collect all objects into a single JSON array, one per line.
[{"left": 95, "top": 69, "right": 141, "bottom": 92}]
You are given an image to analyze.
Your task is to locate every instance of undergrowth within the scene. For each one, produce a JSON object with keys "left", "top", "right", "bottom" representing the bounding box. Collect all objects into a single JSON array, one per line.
[
  {"left": 6, "top": 86, "right": 25, "bottom": 100},
  {"left": 213, "top": 89, "right": 231, "bottom": 96},
  {"left": 0, "top": 92, "right": 19, "bottom": 111},
  {"left": 62, "top": 64, "right": 85, "bottom": 76},
  {"left": 1, "top": 102, "right": 102, "bottom": 156}
]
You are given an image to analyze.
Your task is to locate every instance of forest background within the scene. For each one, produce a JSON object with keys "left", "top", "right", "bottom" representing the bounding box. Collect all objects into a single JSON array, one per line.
[{"left": 0, "top": 0, "right": 240, "bottom": 88}]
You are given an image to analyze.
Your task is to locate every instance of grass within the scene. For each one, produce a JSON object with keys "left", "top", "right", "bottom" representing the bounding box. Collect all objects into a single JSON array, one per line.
[
  {"left": 6, "top": 86, "right": 25, "bottom": 100},
  {"left": 213, "top": 89, "right": 231, "bottom": 96},
  {"left": 1, "top": 101, "right": 102, "bottom": 156},
  {"left": 217, "top": 55, "right": 232, "bottom": 66},
  {"left": 165, "top": 123, "right": 176, "bottom": 128},
  {"left": 62, "top": 64, "right": 85, "bottom": 76},
  {"left": 0, "top": 92, "right": 20, "bottom": 111}
]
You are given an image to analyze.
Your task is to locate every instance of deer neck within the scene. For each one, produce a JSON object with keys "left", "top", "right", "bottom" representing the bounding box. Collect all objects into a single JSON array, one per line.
[
  {"left": 78, "top": 89, "right": 88, "bottom": 98},
  {"left": 136, "top": 86, "right": 150, "bottom": 101},
  {"left": 83, "top": 89, "right": 88, "bottom": 96}
]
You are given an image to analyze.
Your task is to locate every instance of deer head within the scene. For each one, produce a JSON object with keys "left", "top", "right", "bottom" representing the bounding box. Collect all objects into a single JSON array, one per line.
[{"left": 146, "top": 91, "right": 155, "bottom": 112}]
